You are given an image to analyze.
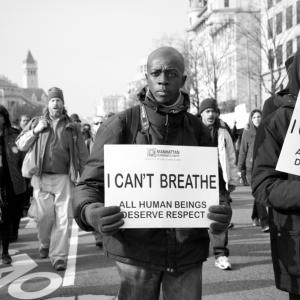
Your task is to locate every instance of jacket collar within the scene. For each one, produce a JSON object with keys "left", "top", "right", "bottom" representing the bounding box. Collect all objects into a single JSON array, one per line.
[{"left": 137, "top": 87, "right": 190, "bottom": 114}]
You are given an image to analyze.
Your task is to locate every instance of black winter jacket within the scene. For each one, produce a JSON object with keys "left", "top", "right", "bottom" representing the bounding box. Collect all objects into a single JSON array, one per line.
[
  {"left": 73, "top": 91, "right": 212, "bottom": 273},
  {"left": 252, "top": 94, "right": 300, "bottom": 294},
  {"left": 0, "top": 127, "right": 26, "bottom": 195},
  {"left": 237, "top": 124, "right": 256, "bottom": 175}
]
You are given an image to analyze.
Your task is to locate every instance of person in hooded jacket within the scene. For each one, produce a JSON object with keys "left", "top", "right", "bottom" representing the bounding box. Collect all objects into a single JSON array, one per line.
[
  {"left": 73, "top": 47, "right": 232, "bottom": 300},
  {"left": 238, "top": 109, "right": 269, "bottom": 231},
  {"left": 0, "top": 105, "right": 27, "bottom": 264},
  {"left": 252, "top": 50, "right": 300, "bottom": 299}
]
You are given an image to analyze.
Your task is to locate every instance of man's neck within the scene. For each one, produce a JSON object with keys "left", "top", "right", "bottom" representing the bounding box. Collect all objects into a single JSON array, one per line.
[
  {"left": 50, "top": 115, "right": 61, "bottom": 121},
  {"left": 202, "top": 121, "right": 213, "bottom": 128},
  {"left": 160, "top": 92, "right": 181, "bottom": 107}
]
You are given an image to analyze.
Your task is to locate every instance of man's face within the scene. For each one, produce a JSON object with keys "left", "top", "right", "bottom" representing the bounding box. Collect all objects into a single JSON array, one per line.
[
  {"left": 48, "top": 98, "right": 64, "bottom": 119},
  {"left": 20, "top": 116, "right": 30, "bottom": 129},
  {"left": 201, "top": 108, "right": 218, "bottom": 126},
  {"left": 92, "top": 116, "right": 104, "bottom": 137},
  {"left": 146, "top": 54, "right": 186, "bottom": 105},
  {"left": 83, "top": 124, "right": 91, "bottom": 132},
  {"left": 252, "top": 112, "right": 262, "bottom": 128}
]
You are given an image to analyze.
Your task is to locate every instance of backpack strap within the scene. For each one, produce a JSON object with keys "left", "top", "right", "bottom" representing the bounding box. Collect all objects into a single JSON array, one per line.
[{"left": 125, "top": 105, "right": 140, "bottom": 144}]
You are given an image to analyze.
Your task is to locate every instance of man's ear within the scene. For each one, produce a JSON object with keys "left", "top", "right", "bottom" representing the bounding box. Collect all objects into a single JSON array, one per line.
[
  {"left": 181, "top": 75, "right": 187, "bottom": 87},
  {"left": 145, "top": 73, "right": 148, "bottom": 80}
]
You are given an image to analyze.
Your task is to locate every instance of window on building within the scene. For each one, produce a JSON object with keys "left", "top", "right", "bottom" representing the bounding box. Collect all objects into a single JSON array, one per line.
[
  {"left": 224, "top": 0, "right": 229, "bottom": 7},
  {"left": 276, "top": 45, "right": 283, "bottom": 66},
  {"left": 297, "top": 36, "right": 300, "bottom": 50},
  {"left": 267, "top": 0, "right": 273, "bottom": 9},
  {"left": 268, "top": 18, "right": 273, "bottom": 39},
  {"left": 286, "top": 40, "right": 293, "bottom": 59},
  {"left": 297, "top": 1, "right": 300, "bottom": 24},
  {"left": 268, "top": 49, "right": 274, "bottom": 69},
  {"left": 286, "top": 5, "right": 293, "bottom": 29},
  {"left": 276, "top": 12, "right": 282, "bottom": 34}
]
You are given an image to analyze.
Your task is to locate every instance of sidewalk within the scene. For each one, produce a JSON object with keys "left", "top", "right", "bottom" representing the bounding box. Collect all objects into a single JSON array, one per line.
[{"left": 202, "top": 186, "right": 287, "bottom": 300}]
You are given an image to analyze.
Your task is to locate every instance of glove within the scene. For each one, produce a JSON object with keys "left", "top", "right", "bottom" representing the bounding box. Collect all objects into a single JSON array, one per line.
[
  {"left": 207, "top": 205, "right": 232, "bottom": 234},
  {"left": 84, "top": 203, "right": 124, "bottom": 236}
]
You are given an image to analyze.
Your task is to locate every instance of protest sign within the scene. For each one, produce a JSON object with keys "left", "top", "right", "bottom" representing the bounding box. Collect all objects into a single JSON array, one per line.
[
  {"left": 276, "top": 93, "right": 300, "bottom": 176},
  {"left": 104, "top": 145, "right": 219, "bottom": 228}
]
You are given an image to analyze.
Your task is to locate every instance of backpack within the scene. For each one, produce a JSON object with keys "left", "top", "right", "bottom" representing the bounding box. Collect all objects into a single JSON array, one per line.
[{"left": 124, "top": 105, "right": 141, "bottom": 144}]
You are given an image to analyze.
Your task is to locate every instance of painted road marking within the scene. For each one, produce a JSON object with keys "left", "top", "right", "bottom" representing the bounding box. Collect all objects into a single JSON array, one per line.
[
  {"left": 0, "top": 254, "right": 37, "bottom": 289},
  {"left": 8, "top": 272, "right": 62, "bottom": 300},
  {"left": 21, "top": 217, "right": 37, "bottom": 229},
  {"left": 78, "top": 296, "right": 115, "bottom": 300},
  {"left": 24, "top": 219, "right": 36, "bottom": 229},
  {"left": 78, "top": 231, "right": 90, "bottom": 236},
  {"left": 62, "top": 220, "right": 79, "bottom": 287}
]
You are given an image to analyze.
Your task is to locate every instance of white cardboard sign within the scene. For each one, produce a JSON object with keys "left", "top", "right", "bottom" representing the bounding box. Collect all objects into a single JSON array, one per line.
[
  {"left": 276, "top": 93, "right": 300, "bottom": 176},
  {"left": 104, "top": 145, "right": 219, "bottom": 228}
]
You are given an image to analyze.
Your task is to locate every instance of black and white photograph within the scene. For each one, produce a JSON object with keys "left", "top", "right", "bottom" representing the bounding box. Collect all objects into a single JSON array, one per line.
[{"left": 0, "top": 0, "right": 299, "bottom": 299}]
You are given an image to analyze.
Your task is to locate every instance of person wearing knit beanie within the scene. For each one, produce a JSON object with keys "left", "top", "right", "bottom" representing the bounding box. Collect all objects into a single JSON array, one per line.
[
  {"left": 48, "top": 87, "right": 64, "bottom": 103},
  {"left": 15, "top": 84, "right": 88, "bottom": 272},
  {"left": 199, "top": 96, "right": 238, "bottom": 271},
  {"left": 199, "top": 98, "right": 218, "bottom": 115}
]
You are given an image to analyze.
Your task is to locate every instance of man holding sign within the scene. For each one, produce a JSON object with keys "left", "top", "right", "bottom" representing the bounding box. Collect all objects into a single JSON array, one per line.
[
  {"left": 252, "top": 50, "right": 300, "bottom": 299},
  {"left": 74, "top": 46, "right": 232, "bottom": 300}
]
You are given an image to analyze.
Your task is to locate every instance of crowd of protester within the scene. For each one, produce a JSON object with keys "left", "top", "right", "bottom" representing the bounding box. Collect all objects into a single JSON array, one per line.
[{"left": 0, "top": 46, "right": 298, "bottom": 299}]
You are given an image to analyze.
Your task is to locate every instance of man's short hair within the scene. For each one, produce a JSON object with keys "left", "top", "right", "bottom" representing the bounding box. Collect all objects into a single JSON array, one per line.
[{"left": 147, "top": 47, "right": 185, "bottom": 73}]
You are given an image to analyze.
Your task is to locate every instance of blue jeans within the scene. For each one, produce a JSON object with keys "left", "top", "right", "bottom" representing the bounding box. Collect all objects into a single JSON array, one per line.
[
  {"left": 116, "top": 261, "right": 203, "bottom": 300},
  {"left": 209, "top": 229, "right": 229, "bottom": 258}
]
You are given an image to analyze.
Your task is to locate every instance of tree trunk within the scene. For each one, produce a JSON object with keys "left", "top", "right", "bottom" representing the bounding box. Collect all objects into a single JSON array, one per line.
[{"left": 214, "top": 78, "right": 218, "bottom": 102}]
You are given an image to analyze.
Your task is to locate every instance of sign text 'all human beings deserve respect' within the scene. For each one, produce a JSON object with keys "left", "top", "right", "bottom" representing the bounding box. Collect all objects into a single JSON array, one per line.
[{"left": 104, "top": 145, "right": 219, "bottom": 228}]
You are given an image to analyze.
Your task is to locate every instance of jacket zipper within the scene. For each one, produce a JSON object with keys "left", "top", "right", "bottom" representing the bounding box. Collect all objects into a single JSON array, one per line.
[{"left": 164, "top": 114, "right": 169, "bottom": 144}]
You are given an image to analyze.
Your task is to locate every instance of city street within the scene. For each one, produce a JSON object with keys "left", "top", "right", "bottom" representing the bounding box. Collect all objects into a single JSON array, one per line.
[{"left": 0, "top": 186, "right": 288, "bottom": 300}]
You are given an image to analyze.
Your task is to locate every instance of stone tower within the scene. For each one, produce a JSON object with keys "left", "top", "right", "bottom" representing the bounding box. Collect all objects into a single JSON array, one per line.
[{"left": 23, "top": 50, "right": 38, "bottom": 89}]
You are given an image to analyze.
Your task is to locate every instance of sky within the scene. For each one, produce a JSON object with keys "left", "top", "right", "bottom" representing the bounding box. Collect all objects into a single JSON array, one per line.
[{"left": 0, "top": 0, "right": 189, "bottom": 118}]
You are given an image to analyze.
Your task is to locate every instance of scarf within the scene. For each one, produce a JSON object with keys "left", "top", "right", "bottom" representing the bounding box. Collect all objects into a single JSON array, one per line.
[{"left": 142, "top": 88, "right": 187, "bottom": 114}]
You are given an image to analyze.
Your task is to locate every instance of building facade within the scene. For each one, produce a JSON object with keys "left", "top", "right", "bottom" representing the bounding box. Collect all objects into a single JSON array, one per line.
[
  {"left": 126, "top": 58, "right": 147, "bottom": 108},
  {"left": 96, "top": 94, "right": 126, "bottom": 116},
  {"left": 260, "top": 0, "right": 300, "bottom": 102},
  {"left": 187, "top": 0, "right": 262, "bottom": 113},
  {"left": 0, "top": 51, "right": 47, "bottom": 121}
]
